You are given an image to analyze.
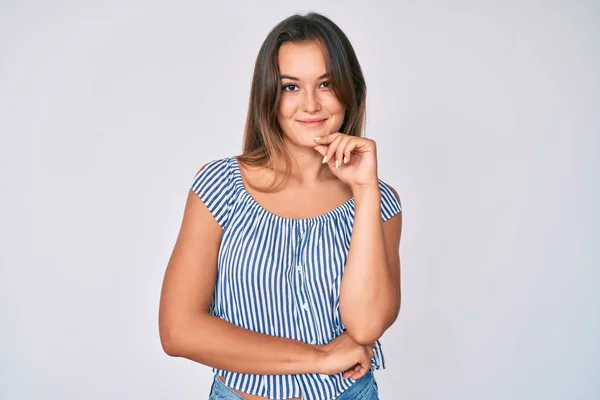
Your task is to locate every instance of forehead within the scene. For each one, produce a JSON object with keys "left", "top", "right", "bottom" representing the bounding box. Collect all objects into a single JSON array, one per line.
[{"left": 277, "top": 41, "right": 327, "bottom": 78}]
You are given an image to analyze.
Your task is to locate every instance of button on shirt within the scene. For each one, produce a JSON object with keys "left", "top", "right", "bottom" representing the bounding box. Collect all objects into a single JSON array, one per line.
[{"left": 191, "top": 156, "right": 402, "bottom": 400}]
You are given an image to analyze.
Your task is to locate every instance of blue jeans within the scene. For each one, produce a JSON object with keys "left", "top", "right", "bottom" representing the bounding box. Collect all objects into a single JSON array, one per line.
[{"left": 208, "top": 371, "right": 379, "bottom": 399}]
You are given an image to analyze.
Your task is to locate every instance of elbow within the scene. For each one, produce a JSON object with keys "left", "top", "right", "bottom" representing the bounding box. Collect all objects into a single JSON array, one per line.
[
  {"left": 160, "top": 327, "right": 180, "bottom": 357},
  {"left": 345, "top": 324, "right": 385, "bottom": 346},
  {"left": 342, "top": 304, "right": 401, "bottom": 346},
  {"left": 160, "top": 332, "right": 180, "bottom": 357},
  {"left": 159, "top": 318, "right": 183, "bottom": 357},
  {"left": 159, "top": 313, "right": 209, "bottom": 357},
  {"left": 342, "top": 312, "right": 388, "bottom": 345}
]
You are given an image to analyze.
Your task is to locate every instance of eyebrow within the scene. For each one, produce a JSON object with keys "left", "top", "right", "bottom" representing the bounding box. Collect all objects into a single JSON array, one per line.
[{"left": 280, "top": 73, "right": 330, "bottom": 81}]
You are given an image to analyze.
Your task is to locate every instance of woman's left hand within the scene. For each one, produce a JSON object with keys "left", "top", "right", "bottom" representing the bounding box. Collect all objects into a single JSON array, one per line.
[{"left": 313, "top": 133, "right": 379, "bottom": 190}]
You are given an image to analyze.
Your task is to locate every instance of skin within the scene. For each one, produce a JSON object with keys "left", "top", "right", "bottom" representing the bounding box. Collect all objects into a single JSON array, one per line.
[{"left": 158, "top": 41, "right": 402, "bottom": 400}]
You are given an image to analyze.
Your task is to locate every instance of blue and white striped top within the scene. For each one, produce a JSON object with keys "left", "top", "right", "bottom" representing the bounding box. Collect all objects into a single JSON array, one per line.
[{"left": 191, "top": 156, "right": 402, "bottom": 400}]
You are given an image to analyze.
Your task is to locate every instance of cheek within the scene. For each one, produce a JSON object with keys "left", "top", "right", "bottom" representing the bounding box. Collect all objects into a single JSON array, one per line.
[
  {"left": 278, "top": 97, "right": 297, "bottom": 119},
  {"left": 324, "top": 96, "right": 345, "bottom": 115}
]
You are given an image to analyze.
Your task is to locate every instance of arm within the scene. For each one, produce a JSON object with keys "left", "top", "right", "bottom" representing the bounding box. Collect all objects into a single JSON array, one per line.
[
  {"left": 339, "top": 184, "right": 402, "bottom": 345},
  {"left": 159, "top": 189, "right": 321, "bottom": 375}
]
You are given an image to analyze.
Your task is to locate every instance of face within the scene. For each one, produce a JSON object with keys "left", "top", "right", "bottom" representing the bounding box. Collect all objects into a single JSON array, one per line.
[{"left": 276, "top": 41, "right": 345, "bottom": 148}]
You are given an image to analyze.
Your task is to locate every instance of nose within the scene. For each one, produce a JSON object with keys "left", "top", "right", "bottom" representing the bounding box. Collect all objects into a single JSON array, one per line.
[{"left": 301, "top": 90, "right": 321, "bottom": 113}]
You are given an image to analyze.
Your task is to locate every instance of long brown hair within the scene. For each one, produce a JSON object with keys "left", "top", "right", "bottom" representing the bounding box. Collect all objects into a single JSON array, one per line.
[{"left": 238, "top": 12, "right": 367, "bottom": 191}]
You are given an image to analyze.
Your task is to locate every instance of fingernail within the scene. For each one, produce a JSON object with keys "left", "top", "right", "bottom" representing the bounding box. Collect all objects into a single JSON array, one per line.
[
  {"left": 335, "top": 159, "right": 340, "bottom": 168},
  {"left": 322, "top": 155, "right": 328, "bottom": 164},
  {"left": 343, "top": 156, "right": 348, "bottom": 164},
  {"left": 313, "top": 137, "right": 321, "bottom": 141}
]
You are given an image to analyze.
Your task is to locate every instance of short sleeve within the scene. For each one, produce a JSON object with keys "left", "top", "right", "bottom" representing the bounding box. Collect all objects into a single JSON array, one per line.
[
  {"left": 378, "top": 179, "right": 402, "bottom": 222},
  {"left": 190, "top": 157, "right": 234, "bottom": 230}
]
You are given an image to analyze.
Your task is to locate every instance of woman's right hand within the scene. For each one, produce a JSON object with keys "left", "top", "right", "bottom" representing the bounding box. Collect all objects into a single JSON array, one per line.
[{"left": 316, "top": 331, "right": 375, "bottom": 380}]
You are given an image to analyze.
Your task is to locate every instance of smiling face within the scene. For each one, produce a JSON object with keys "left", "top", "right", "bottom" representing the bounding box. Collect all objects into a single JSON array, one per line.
[{"left": 276, "top": 41, "right": 346, "bottom": 148}]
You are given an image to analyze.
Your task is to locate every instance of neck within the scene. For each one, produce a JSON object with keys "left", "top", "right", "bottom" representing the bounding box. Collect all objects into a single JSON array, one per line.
[{"left": 279, "top": 139, "right": 334, "bottom": 185}]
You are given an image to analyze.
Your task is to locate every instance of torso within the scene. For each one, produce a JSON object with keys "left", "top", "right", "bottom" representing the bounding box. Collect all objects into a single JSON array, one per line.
[
  {"left": 195, "top": 156, "right": 390, "bottom": 400},
  {"left": 217, "top": 158, "right": 347, "bottom": 400}
]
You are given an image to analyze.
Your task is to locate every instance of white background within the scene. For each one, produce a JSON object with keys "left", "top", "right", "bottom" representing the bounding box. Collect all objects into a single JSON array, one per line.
[{"left": 1, "top": 1, "right": 598, "bottom": 399}]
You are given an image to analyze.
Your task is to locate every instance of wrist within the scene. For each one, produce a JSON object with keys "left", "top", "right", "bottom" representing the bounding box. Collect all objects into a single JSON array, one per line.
[
  {"left": 351, "top": 183, "right": 380, "bottom": 201},
  {"left": 309, "top": 344, "right": 328, "bottom": 374}
]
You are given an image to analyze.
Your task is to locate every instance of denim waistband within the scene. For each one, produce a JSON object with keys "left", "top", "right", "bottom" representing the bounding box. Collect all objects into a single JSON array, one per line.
[
  {"left": 210, "top": 375, "right": 246, "bottom": 399},
  {"left": 209, "top": 370, "right": 377, "bottom": 400},
  {"left": 338, "top": 370, "right": 377, "bottom": 399}
]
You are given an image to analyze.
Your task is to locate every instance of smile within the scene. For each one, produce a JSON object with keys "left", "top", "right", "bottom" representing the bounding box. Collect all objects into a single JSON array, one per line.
[{"left": 298, "top": 119, "right": 327, "bottom": 127}]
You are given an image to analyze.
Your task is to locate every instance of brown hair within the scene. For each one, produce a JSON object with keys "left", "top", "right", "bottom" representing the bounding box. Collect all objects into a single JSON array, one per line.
[{"left": 238, "top": 12, "right": 367, "bottom": 191}]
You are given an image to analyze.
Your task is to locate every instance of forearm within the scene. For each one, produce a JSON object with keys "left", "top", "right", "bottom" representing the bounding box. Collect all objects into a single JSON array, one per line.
[
  {"left": 164, "top": 313, "right": 324, "bottom": 375},
  {"left": 339, "top": 186, "right": 400, "bottom": 344}
]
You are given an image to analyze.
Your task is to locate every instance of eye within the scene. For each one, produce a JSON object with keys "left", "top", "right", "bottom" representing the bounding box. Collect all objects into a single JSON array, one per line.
[
  {"left": 320, "top": 81, "right": 330, "bottom": 88},
  {"left": 282, "top": 84, "right": 299, "bottom": 92}
]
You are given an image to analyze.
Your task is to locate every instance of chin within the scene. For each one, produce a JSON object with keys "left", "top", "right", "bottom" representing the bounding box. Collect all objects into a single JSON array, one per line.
[{"left": 298, "top": 135, "right": 320, "bottom": 147}]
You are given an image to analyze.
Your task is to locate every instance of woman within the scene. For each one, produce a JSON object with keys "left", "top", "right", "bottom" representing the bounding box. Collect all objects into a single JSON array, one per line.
[{"left": 159, "top": 12, "right": 402, "bottom": 400}]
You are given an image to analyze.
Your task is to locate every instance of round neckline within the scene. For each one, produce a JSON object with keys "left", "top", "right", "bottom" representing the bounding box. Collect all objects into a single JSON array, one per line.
[{"left": 230, "top": 156, "right": 354, "bottom": 223}]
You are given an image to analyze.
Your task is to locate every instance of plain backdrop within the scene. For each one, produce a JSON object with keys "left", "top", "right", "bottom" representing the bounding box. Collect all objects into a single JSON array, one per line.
[{"left": 1, "top": 1, "right": 598, "bottom": 399}]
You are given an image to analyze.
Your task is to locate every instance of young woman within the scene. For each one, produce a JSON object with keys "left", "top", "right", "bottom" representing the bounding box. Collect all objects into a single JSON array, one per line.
[{"left": 159, "top": 12, "right": 403, "bottom": 400}]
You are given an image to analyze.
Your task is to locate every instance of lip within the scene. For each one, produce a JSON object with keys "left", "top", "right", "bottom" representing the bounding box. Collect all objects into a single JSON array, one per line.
[{"left": 298, "top": 118, "right": 327, "bottom": 127}]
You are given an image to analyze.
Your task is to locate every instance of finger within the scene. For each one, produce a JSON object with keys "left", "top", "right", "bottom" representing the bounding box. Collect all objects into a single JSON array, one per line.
[
  {"left": 359, "top": 358, "right": 372, "bottom": 377},
  {"left": 325, "top": 135, "right": 345, "bottom": 167},
  {"left": 343, "top": 364, "right": 357, "bottom": 373},
  {"left": 342, "top": 364, "right": 358, "bottom": 379},
  {"left": 343, "top": 366, "right": 355, "bottom": 379},
  {"left": 342, "top": 369, "right": 353, "bottom": 379},
  {"left": 350, "top": 364, "right": 368, "bottom": 380},
  {"left": 335, "top": 135, "right": 353, "bottom": 168},
  {"left": 342, "top": 138, "right": 359, "bottom": 165},
  {"left": 313, "top": 132, "right": 341, "bottom": 145},
  {"left": 343, "top": 371, "right": 352, "bottom": 379},
  {"left": 355, "top": 365, "right": 370, "bottom": 380}
]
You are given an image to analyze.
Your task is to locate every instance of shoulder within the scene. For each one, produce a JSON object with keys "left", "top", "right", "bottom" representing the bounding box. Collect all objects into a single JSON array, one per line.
[
  {"left": 191, "top": 156, "right": 239, "bottom": 193},
  {"left": 190, "top": 156, "right": 240, "bottom": 230},
  {"left": 194, "top": 156, "right": 235, "bottom": 178},
  {"left": 378, "top": 179, "right": 402, "bottom": 207},
  {"left": 377, "top": 179, "right": 402, "bottom": 222}
]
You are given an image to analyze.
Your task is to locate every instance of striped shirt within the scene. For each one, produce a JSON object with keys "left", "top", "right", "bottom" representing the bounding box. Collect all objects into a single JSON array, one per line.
[{"left": 191, "top": 156, "right": 402, "bottom": 400}]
